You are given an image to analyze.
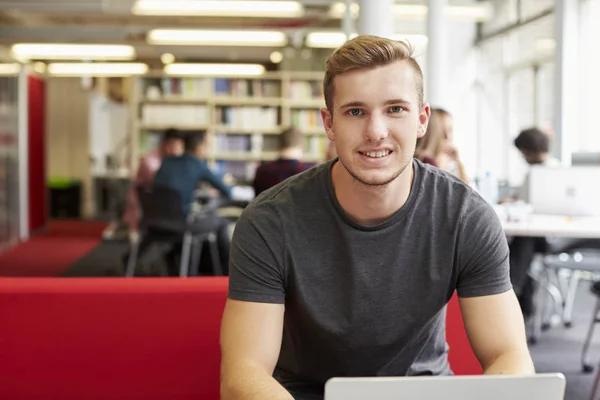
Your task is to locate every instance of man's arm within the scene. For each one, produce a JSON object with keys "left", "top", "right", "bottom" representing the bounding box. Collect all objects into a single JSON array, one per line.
[
  {"left": 198, "top": 160, "right": 233, "bottom": 198},
  {"left": 459, "top": 291, "right": 534, "bottom": 374},
  {"left": 221, "top": 201, "right": 291, "bottom": 399},
  {"left": 455, "top": 191, "right": 534, "bottom": 374},
  {"left": 220, "top": 299, "right": 293, "bottom": 400}
]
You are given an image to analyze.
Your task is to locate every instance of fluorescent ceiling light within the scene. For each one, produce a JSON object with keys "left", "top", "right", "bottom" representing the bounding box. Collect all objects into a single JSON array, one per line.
[
  {"left": 0, "top": 63, "right": 21, "bottom": 75},
  {"left": 306, "top": 32, "right": 428, "bottom": 49},
  {"left": 165, "top": 63, "right": 265, "bottom": 77},
  {"left": 10, "top": 44, "right": 136, "bottom": 61},
  {"left": 133, "top": 0, "right": 304, "bottom": 18},
  {"left": 329, "top": 2, "right": 492, "bottom": 22},
  {"left": 47, "top": 63, "right": 148, "bottom": 76},
  {"left": 148, "top": 29, "right": 287, "bottom": 47}
]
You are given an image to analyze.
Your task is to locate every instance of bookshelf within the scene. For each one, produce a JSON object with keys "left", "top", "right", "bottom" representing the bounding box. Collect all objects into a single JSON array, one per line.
[{"left": 131, "top": 71, "right": 328, "bottom": 184}]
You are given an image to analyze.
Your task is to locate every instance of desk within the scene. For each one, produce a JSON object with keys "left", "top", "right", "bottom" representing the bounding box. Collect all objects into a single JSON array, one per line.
[{"left": 502, "top": 214, "right": 600, "bottom": 238}]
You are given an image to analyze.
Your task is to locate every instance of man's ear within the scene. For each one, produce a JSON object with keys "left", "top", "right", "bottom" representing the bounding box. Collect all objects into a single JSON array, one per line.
[
  {"left": 321, "top": 107, "right": 335, "bottom": 141},
  {"left": 417, "top": 103, "right": 431, "bottom": 139}
]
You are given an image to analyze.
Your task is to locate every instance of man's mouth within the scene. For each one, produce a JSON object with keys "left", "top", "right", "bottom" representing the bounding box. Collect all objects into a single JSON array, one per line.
[{"left": 359, "top": 150, "right": 392, "bottom": 158}]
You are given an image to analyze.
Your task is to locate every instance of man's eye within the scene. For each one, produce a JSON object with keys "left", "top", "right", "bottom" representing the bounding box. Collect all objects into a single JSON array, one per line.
[
  {"left": 348, "top": 109, "right": 363, "bottom": 116},
  {"left": 389, "top": 106, "right": 404, "bottom": 113}
]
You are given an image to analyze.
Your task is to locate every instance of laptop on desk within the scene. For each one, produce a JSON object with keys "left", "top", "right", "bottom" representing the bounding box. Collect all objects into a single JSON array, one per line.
[
  {"left": 324, "top": 373, "right": 566, "bottom": 400},
  {"left": 529, "top": 166, "right": 600, "bottom": 217}
]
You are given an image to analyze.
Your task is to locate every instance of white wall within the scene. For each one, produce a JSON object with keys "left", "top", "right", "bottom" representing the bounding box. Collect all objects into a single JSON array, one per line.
[{"left": 89, "top": 90, "right": 129, "bottom": 176}]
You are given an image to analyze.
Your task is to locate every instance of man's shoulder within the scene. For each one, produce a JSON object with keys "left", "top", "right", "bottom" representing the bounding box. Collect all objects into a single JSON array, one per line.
[
  {"left": 416, "top": 159, "right": 487, "bottom": 216},
  {"left": 249, "top": 162, "right": 328, "bottom": 210}
]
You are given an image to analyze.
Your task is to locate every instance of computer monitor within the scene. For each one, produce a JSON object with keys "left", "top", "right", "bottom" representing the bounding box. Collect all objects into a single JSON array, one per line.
[
  {"left": 529, "top": 165, "right": 600, "bottom": 217},
  {"left": 572, "top": 152, "right": 600, "bottom": 166},
  {"left": 324, "top": 373, "right": 566, "bottom": 400}
]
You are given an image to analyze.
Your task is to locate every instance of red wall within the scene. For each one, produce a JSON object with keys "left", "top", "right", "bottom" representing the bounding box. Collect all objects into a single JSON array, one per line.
[{"left": 28, "top": 75, "right": 46, "bottom": 233}]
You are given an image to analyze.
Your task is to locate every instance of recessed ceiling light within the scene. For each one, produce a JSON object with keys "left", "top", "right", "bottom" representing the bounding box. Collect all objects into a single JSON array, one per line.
[
  {"left": 161, "top": 53, "right": 175, "bottom": 64},
  {"left": 148, "top": 29, "right": 288, "bottom": 47},
  {"left": 11, "top": 43, "right": 136, "bottom": 60},
  {"left": 133, "top": 0, "right": 304, "bottom": 18},
  {"left": 270, "top": 51, "right": 283, "bottom": 64}
]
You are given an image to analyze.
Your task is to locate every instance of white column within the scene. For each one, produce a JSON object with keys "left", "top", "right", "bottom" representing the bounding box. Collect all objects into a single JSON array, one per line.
[
  {"left": 426, "top": 0, "right": 448, "bottom": 108},
  {"left": 553, "top": 0, "right": 579, "bottom": 165},
  {"left": 358, "top": 0, "right": 394, "bottom": 38},
  {"left": 17, "top": 67, "right": 29, "bottom": 240},
  {"left": 342, "top": 0, "right": 354, "bottom": 40}
]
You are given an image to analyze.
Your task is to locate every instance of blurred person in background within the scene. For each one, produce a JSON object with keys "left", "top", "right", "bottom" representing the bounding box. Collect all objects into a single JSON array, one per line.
[
  {"left": 513, "top": 127, "right": 560, "bottom": 203},
  {"left": 154, "top": 131, "right": 233, "bottom": 272},
  {"left": 415, "top": 108, "right": 469, "bottom": 182},
  {"left": 509, "top": 127, "right": 560, "bottom": 318},
  {"left": 118, "top": 128, "right": 184, "bottom": 238},
  {"left": 253, "top": 127, "right": 314, "bottom": 196}
]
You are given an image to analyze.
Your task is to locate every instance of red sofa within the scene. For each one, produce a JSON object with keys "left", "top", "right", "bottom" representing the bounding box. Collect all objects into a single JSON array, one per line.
[{"left": 0, "top": 277, "right": 481, "bottom": 399}]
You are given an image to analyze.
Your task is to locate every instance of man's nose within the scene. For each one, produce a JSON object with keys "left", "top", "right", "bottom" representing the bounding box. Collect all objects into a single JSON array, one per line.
[{"left": 364, "top": 114, "right": 389, "bottom": 142}]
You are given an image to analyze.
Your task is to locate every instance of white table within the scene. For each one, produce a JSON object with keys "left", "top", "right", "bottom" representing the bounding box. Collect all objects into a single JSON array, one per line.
[{"left": 502, "top": 214, "right": 600, "bottom": 238}]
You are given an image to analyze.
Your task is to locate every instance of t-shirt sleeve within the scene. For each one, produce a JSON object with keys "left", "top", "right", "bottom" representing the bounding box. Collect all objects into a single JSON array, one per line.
[
  {"left": 228, "top": 203, "right": 286, "bottom": 304},
  {"left": 456, "top": 192, "right": 513, "bottom": 298}
]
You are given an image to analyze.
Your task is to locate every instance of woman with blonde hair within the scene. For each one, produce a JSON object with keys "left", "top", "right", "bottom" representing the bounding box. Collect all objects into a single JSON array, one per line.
[{"left": 415, "top": 108, "right": 468, "bottom": 182}]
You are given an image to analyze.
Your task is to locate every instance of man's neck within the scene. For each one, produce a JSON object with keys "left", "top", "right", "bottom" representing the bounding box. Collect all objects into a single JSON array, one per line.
[
  {"left": 331, "top": 161, "right": 415, "bottom": 226},
  {"left": 279, "top": 147, "right": 302, "bottom": 160}
]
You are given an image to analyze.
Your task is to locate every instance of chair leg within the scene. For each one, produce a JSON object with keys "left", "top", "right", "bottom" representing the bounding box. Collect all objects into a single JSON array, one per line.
[
  {"left": 563, "top": 270, "right": 581, "bottom": 328},
  {"left": 125, "top": 238, "right": 140, "bottom": 277},
  {"left": 179, "top": 232, "right": 193, "bottom": 277},
  {"left": 583, "top": 297, "right": 600, "bottom": 373},
  {"left": 189, "top": 236, "right": 204, "bottom": 277},
  {"left": 208, "top": 232, "right": 223, "bottom": 276},
  {"left": 532, "top": 267, "right": 550, "bottom": 343},
  {"left": 591, "top": 364, "right": 600, "bottom": 400}
]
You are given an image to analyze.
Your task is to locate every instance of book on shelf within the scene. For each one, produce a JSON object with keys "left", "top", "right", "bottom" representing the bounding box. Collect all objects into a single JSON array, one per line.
[
  {"left": 214, "top": 160, "right": 257, "bottom": 184},
  {"left": 288, "top": 80, "right": 323, "bottom": 100},
  {"left": 141, "top": 104, "right": 208, "bottom": 127},
  {"left": 215, "top": 134, "right": 251, "bottom": 153},
  {"left": 144, "top": 77, "right": 212, "bottom": 99},
  {"left": 215, "top": 106, "right": 279, "bottom": 130},
  {"left": 214, "top": 78, "right": 281, "bottom": 98},
  {"left": 291, "top": 110, "right": 324, "bottom": 131}
]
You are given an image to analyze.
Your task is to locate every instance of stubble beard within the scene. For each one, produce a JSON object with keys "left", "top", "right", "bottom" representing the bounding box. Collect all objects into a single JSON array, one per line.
[{"left": 338, "top": 156, "right": 412, "bottom": 188}]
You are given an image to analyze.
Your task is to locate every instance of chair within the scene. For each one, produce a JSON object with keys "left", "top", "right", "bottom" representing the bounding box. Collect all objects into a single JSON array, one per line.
[
  {"left": 125, "top": 185, "right": 221, "bottom": 277},
  {"left": 529, "top": 240, "right": 600, "bottom": 344}
]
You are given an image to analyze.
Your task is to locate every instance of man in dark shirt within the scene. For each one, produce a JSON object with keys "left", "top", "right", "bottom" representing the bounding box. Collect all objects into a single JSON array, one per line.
[
  {"left": 154, "top": 131, "right": 233, "bottom": 273},
  {"left": 253, "top": 128, "right": 314, "bottom": 196}
]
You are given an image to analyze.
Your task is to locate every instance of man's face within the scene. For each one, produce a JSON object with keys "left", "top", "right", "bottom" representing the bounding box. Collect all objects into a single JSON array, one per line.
[
  {"left": 520, "top": 150, "right": 546, "bottom": 165},
  {"left": 163, "top": 139, "right": 184, "bottom": 157},
  {"left": 321, "top": 60, "right": 430, "bottom": 186}
]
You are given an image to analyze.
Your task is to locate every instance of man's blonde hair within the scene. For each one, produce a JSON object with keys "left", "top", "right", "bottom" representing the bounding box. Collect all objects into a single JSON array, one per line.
[{"left": 323, "top": 35, "right": 424, "bottom": 113}]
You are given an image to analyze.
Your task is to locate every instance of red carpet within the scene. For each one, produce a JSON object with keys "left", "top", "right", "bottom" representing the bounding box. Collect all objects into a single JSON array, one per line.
[{"left": 0, "top": 220, "right": 106, "bottom": 277}]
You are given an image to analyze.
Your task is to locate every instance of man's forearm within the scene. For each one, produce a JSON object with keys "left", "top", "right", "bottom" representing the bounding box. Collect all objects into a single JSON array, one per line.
[
  {"left": 483, "top": 350, "right": 535, "bottom": 375},
  {"left": 221, "top": 362, "right": 293, "bottom": 400}
]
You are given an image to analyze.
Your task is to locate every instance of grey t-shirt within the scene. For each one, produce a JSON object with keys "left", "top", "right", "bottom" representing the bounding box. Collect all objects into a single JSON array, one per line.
[{"left": 228, "top": 158, "right": 512, "bottom": 400}]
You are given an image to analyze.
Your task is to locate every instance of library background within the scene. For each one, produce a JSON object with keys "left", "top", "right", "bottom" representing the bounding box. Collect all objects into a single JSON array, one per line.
[{"left": 2, "top": 1, "right": 600, "bottom": 400}]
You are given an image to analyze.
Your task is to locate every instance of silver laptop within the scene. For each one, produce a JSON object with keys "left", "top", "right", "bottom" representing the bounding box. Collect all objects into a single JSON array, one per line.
[
  {"left": 324, "top": 373, "right": 566, "bottom": 400},
  {"left": 529, "top": 165, "right": 600, "bottom": 217}
]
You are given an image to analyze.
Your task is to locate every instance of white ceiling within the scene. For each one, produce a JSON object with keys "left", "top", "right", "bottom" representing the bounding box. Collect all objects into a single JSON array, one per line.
[{"left": 0, "top": 0, "right": 545, "bottom": 63}]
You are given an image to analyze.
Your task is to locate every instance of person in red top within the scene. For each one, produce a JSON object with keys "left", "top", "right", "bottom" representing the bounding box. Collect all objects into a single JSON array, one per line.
[{"left": 253, "top": 128, "right": 314, "bottom": 196}]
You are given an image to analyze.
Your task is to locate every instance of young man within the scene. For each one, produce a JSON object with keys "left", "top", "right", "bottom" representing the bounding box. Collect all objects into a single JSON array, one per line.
[
  {"left": 153, "top": 131, "right": 233, "bottom": 271},
  {"left": 122, "top": 128, "right": 184, "bottom": 235},
  {"left": 253, "top": 127, "right": 313, "bottom": 196},
  {"left": 220, "top": 35, "right": 534, "bottom": 400},
  {"left": 513, "top": 127, "right": 560, "bottom": 202},
  {"left": 509, "top": 127, "right": 559, "bottom": 316}
]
